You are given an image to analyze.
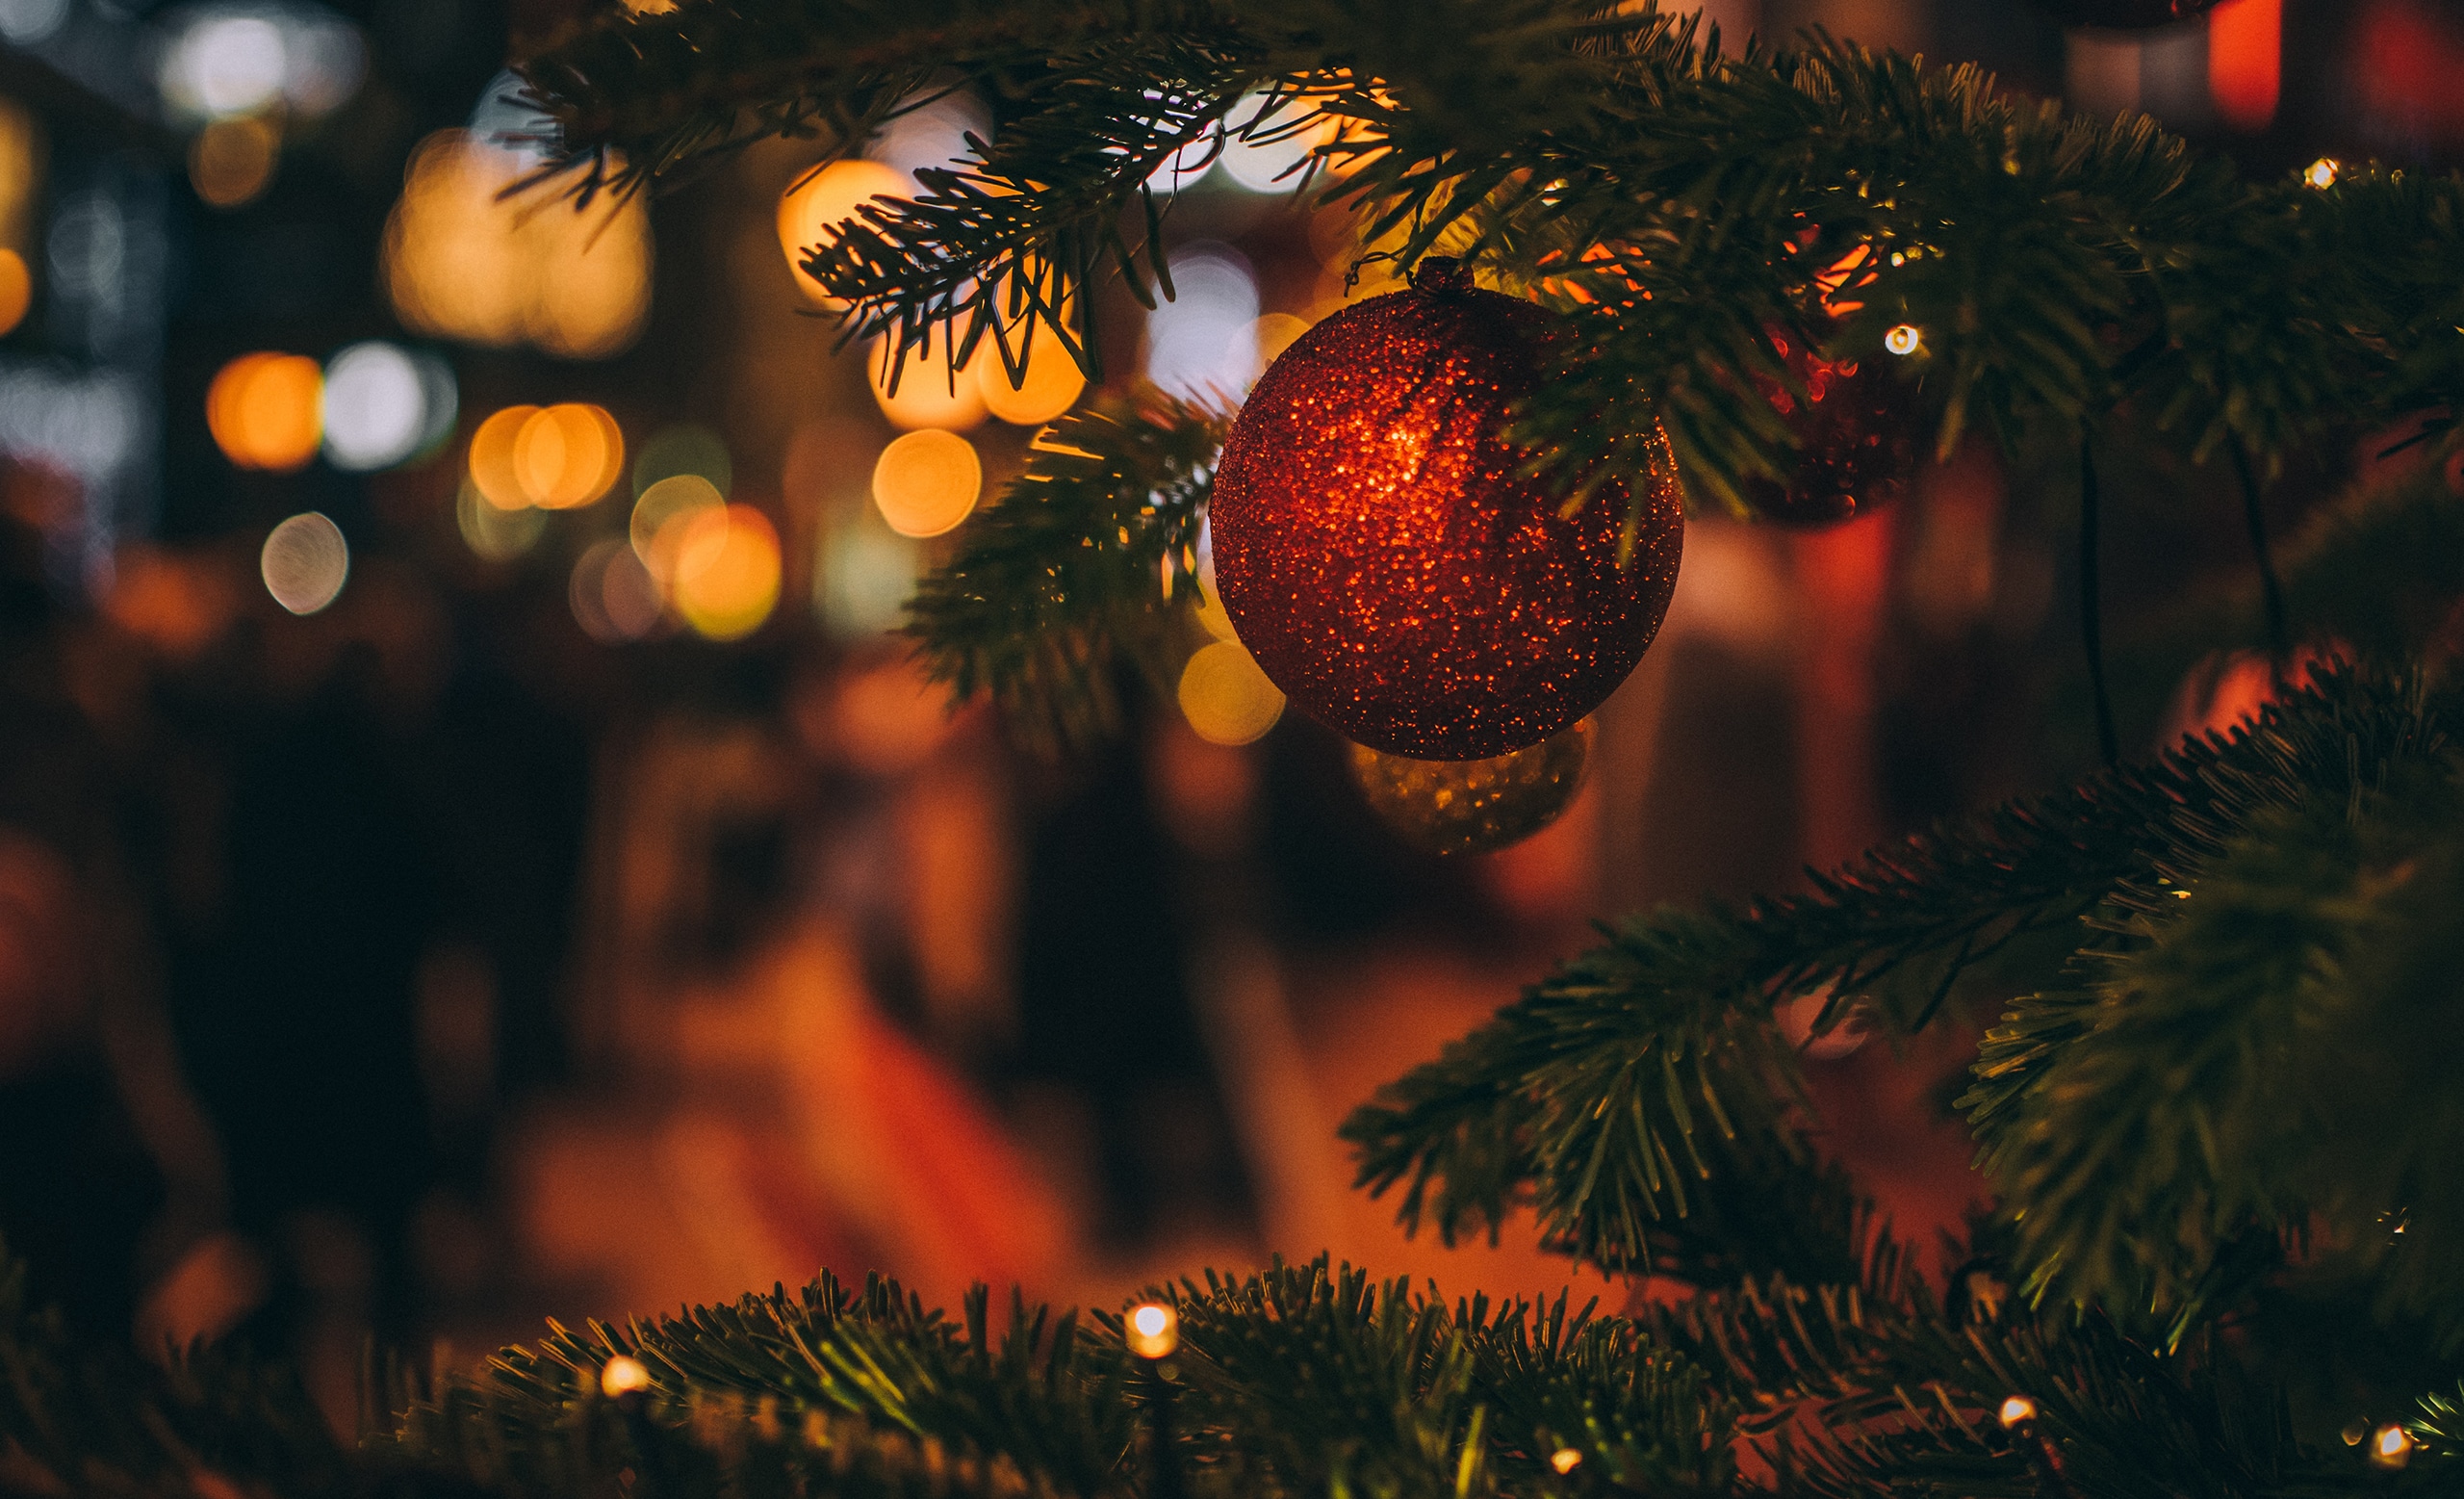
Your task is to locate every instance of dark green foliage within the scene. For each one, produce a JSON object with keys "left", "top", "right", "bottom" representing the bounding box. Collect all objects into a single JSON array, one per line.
[
  {"left": 900, "top": 391, "right": 1227, "bottom": 749},
  {"left": 12, "top": 4, "right": 2464, "bottom": 1494},
  {"left": 1344, "top": 667, "right": 2455, "bottom": 1275},
  {"left": 521, "top": 1, "right": 2464, "bottom": 518}
]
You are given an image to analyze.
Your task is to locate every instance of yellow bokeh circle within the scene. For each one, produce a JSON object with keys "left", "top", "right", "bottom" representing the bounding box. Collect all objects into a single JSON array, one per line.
[
  {"left": 207, "top": 351, "right": 323, "bottom": 472},
  {"left": 776, "top": 159, "right": 911, "bottom": 307},
  {"left": 871, "top": 333, "right": 988, "bottom": 432},
  {"left": 669, "top": 504, "right": 782, "bottom": 640},
  {"left": 467, "top": 405, "right": 539, "bottom": 510},
  {"left": 0, "top": 248, "right": 30, "bottom": 337},
  {"left": 977, "top": 331, "right": 1087, "bottom": 426},
  {"left": 513, "top": 402, "right": 624, "bottom": 509},
  {"left": 871, "top": 429, "right": 983, "bottom": 538},
  {"left": 1177, "top": 639, "right": 1285, "bottom": 746}
]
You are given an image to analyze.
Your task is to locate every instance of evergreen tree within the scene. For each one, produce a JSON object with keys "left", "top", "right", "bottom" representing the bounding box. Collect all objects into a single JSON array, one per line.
[{"left": 13, "top": 3, "right": 2464, "bottom": 1493}]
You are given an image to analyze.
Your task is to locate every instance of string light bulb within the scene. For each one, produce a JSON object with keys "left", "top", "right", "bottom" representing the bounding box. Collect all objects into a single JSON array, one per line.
[
  {"left": 601, "top": 1355, "right": 652, "bottom": 1399},
  {"left": 1884, "top": 323, "right": 1923, "bottom": 357},
  {"left": 1125, "top": 1302, "right": 1179, "bottom": 1360},
  {"left": 2303, "top": 158, "right": 2339, "bottom": 191},
  {"left": 2370, "top": 1424, "right": 2415, "bottom": 1470},
  {"left": 1549, "top": 1448, "right": 1583, "bottom": 1475},
  {"left": 1998, "top": 1395, "right": 2038, "bottom": 1430}
]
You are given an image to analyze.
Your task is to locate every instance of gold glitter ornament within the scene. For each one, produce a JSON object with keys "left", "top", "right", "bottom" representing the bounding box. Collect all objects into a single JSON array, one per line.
[
  {"left": 1210, "top": 258, "right": 1683, "bottom": 760},
  {"left": 1349, "top": 717, "right": 1593, "bottom": 856}
]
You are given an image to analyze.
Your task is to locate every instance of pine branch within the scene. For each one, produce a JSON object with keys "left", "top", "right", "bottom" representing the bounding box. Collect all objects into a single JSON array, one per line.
[
  {"left": 901, "top": 390, "right": 1228, "bottom": 749},
  {"left": 1964, "top": 747, "right": 2464, "bottom": 1348},
  {"left": 520, "top": 4, "right": 2464, "bottom": 515},
  {"left": 1342, "top": 668, "right": 2458, "bottom": 1275},
  {"left": 428, "top": 1269, "right": 1138, "bottom": 1498}
]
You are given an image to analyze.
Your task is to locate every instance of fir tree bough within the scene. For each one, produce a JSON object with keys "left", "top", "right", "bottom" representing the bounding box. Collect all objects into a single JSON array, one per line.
[{"left": 15, "top": 3, "right": 2464, "bottom": 1496}]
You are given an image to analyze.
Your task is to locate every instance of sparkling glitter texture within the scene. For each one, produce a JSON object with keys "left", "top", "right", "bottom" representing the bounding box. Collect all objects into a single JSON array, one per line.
[
  {"left": 1744, "top": 326, "right": 1920, "bottom": 529},
  {"left": 1350, "top": 717, "right": 1593, "bottom": 856},
  {"left": 1210, "top": 260, "right": 1683, "bottom": 760}
]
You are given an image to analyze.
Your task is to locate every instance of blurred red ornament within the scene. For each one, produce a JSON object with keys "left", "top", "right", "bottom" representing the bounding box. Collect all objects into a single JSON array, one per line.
[
  {"left": 2030, "top": 0, "right": 2221, "bottom": 27},
  {"left": 1210, "top": 259, "right": 1683, "bottom": 760},
  {"left": 1744, "top": 327, "right": 1919, "bottom": 530}
]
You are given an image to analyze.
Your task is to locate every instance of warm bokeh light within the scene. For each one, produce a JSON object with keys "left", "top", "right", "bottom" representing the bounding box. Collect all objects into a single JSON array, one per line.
[
  {"left": 0, "top": 97, "right": 38, "bottom": 253},
  {"left": 670, "top": 504, "right": 782, "bottom": 640},
  {"left": 2372, "top": 1425, "right": 2416, "bottom": 1470},
  {"left": 1177, "top": 639, "right": 1284, "bottom": 746},
  {"left": 632, "top": 474, "right": 725, "bottom": 580},
  {"left": 468, "top": 404, "right": 540, "bottom": 510},
  {"left": 976, "top": 328, "right": 1088, "bottom": 426},
  {"left": 259, "top": 512, "right": 348, "bottom": 614},
  {"left": 871, "top": 333, "right": 988, "bottom": 431},
  {"left": 190, "top": 115, "right": 279, "bottom": 208},
  {"left": 1192, "top": 534, "right": 1239, "bottom": 641},
  {"left": 2303, "top": 157, "right": 2339, "bottom": 191},
  {"left": 632, "top": 424, "right": 732, "bottom": 500},
  {"left": 776, "top": 159, "right": 909, "bottom": 306},
  {"left": 0, "top": 248, "right": 27, "bottom": 337},
  {"left": 207, "top": 351, "right": 322, "bottom": 471},
  {"left": 514, "top": 403, "right": 623, "bottom": 509},
  {"left": 871, "top": 429, "right": 983, "bottom": 538},
  {"left": 383, "top": 130, "right": 652, "bottom": 359},
  {"left": 1884, "top": 324, "right": 1922, "bottom": 357},
  {"left": 455, "top": 480, "right": 544, "bottom": 561},
  {"left": 2208, "top": 0, "right": 2281, "bottom": 133},
  {"left": 599, "top": 1356, "right": 652, "bottom": 1399},
  {"left": 570, "top": 538, "right": 662, "bottom": 643},
  {"left": 1124, "top": 1302, "right": 1179, "bottom": 1359},
  {"left": 1997, "top": 1395, "right": 2037, "bottom": 1429},
  {"left": 1253, "top": 311, "right": 1311, "bottom": 369},
  {"left": 321, "top": 341, "right": 452, "bottom": 472},
  {"left": 1549, "top": 1450, "right": 1582, "bottom": 1476}
]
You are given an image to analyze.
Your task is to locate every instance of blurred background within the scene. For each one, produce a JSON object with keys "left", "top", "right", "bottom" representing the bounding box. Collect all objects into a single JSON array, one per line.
[{"left": 0, "top": 0, "right": 2451, "bottom": 1434}]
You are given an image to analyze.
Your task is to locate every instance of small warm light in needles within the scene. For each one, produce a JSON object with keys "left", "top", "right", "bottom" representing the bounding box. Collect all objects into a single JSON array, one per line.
[
  {"left": 260, "top": 513, "right": 348, "bottom": 615},
  {"left": 2371, "top": 1424, "right": 2415, "bottom": 1470},
  {"left": 2303, "top": 158, "right": 2339, "bottom": 191},
  {"left": 871, "top": 429, "right": 983, "bottom": 538},
  {"left": 1998, "top": 1395, "right": 2038, "bottom": 1429},
  {"left": 1549, "top": 1448, "right": 1583, "bottom": 1475},
  {"left": 1125, "top": 1302, "right": 1179, "bottom": 1359},
  {"left": 1884, "top": 324, "right": 1923, "bottom": 357},
  {"left": 1177, "top": 639, "right": 1285, "bottom": 746},
  {"left": 600, "top": 1355, "right": 652, "bottom": 1398}
]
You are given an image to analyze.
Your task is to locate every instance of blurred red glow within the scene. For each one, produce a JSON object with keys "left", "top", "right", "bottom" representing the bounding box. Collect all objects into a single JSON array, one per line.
[
  {"left": 2208, "top": 0, "right": 2280, "bottom": 132},
  {"left": 2353, "top": 1, "right": 2464, "bottom": 140}
]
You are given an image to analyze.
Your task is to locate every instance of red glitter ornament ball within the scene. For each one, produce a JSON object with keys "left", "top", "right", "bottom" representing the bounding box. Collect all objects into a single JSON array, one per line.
[
  {"left": 1209, "top": 259, "right": 1683, "bottom": 760},
  {"left": 1744, "top": 327, "right": 1920, "bottom": 530}
]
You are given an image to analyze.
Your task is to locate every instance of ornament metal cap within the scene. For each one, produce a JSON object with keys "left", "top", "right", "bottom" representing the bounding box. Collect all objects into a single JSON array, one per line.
[{"left": 1408, "top": 256, "right": 1472, "bottom": 296}]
